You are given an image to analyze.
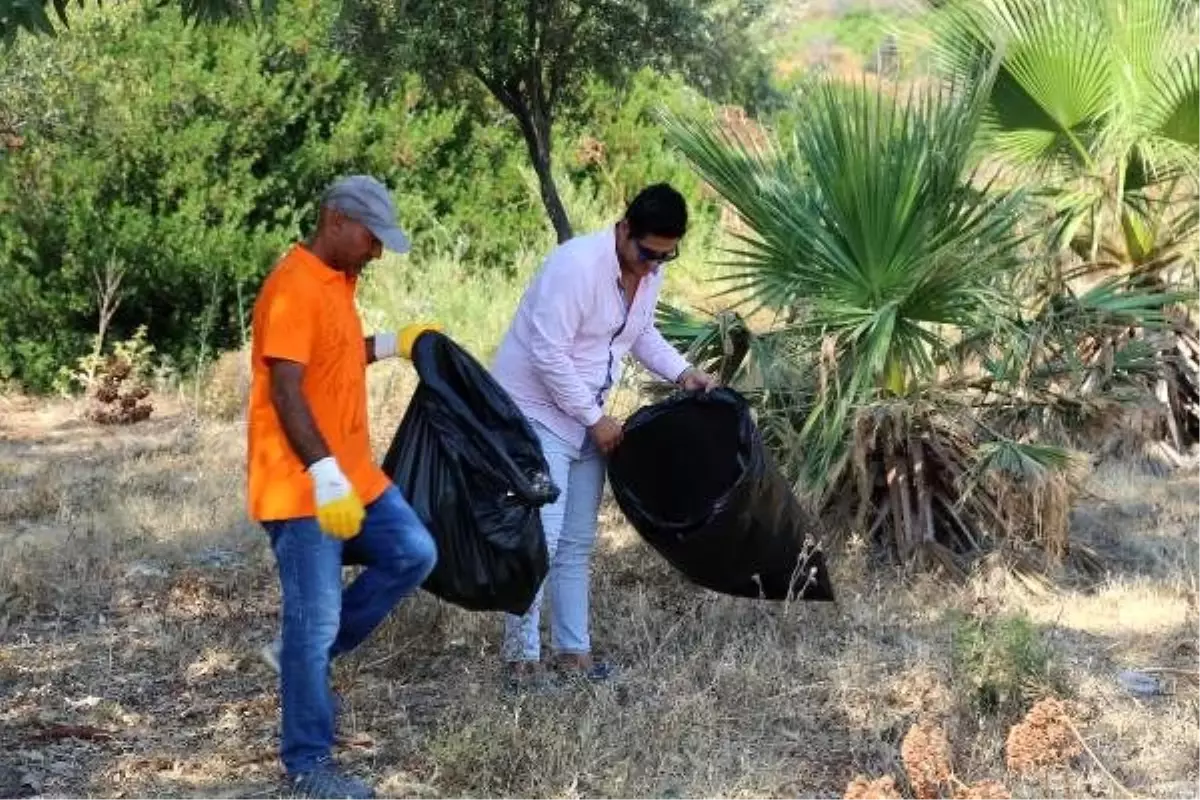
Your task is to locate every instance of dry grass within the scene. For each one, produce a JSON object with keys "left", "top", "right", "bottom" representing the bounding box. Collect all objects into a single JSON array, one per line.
[
  {"left": 845, "top": 774, "right": 904, "bottom": 799},
  {"left": 195, "top": 349, "right": 251, "bottom": 422},
  {"left": 0, "top": 388, "right": 1197, "bottom": 798}
]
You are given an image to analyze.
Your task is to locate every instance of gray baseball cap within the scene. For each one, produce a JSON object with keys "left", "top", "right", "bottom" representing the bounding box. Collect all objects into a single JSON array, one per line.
[{"left": 320, "top": 175, "right": 411, "bottom": 254}]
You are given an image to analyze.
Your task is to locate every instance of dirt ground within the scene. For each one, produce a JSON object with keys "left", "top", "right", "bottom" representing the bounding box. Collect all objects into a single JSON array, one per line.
[{"left": 1, "top": 389, "right": 1197, "bottom": 799}]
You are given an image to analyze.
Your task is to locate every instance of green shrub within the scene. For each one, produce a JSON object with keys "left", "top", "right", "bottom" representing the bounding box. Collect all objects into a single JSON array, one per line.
[
  {"left": 950, "top": 610, "right": 1059, "bottom": 717},
  {"left": 0, "top": 1, "right": 543, "bottom": 390},
  {"left": 558, "top": 70, "right": 718, "bottom": 221},
  {"left": 0, "top": 4, "right": 744, "bottom": 392},
  {"left": 0, "top": 1, "right": 395, "bottom": 389}
]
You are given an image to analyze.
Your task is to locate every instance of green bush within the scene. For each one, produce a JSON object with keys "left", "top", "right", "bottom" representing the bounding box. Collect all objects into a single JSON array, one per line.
[
  {"left": 559, "top": 71, "right": 715, "bottom": 216},
  {"left": 0, "top": 2, "right": 391, "bottom": 388},
  {"left": 0, "top": 1, "right": 546, "bottom": 390},
  {"left": 950, "top": 610, "right": 1059, "bottom": 717},
  {"left": 0, "top": 3, "right": 747, "bottom": 392}
]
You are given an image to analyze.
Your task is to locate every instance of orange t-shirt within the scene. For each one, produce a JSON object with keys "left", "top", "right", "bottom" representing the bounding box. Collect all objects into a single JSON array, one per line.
[{"left": 246, "top": 244, "right": 391, "bottom": 521}]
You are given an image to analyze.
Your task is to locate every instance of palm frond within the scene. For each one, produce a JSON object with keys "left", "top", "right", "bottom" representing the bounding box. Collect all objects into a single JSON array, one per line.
[
  {"left": 653, "top": 302, "right": 755, "bottom": 387},
  {"left": 930, "top": 0, "right": 1198, "bottom": 204},
  {"left": 967, "top": 439, "right": 1084, "bottom": 485},
  {"left": 662, "top": 61, "right": 1040, "bottom": 496},
  {"left": 931, "top": 0, "right": 1114, "bottom": 172},
  {"left": 666, "top": 68, "right": 1025, "bottom": 378},
  {"left": 1145, "top": 49, "right": 1200, "bottom": 152},
  {"left": 1071, "top": 277, "right": 1191, "bottom": 326}
]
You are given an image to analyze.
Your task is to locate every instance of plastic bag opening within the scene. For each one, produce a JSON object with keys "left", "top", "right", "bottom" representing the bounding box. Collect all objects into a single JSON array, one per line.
[
  {"left": 609, "top": 396, "right": 744, "bottom": 529},
  {"left": 609, "top": 388, "right": 835, "bottom": 602}
]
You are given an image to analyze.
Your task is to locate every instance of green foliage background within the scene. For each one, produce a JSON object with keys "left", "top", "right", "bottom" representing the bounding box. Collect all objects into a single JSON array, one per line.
[{"left": 0, "top": 0, "right": 734, "bottom": 391}]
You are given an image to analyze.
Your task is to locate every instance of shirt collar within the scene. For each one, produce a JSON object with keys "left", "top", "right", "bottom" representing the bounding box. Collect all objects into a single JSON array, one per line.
[
  {"left": 604, "top": 225, "right": 622, "bottom": 281},
  {"left": 292, "top": 243, "right": 355, "bottom": 287}
]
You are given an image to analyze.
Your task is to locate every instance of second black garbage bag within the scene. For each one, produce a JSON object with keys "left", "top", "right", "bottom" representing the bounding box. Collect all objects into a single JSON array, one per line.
[
  {"left": 380, "top": 332, "right": 559, "bottom": 616},
  {"left": 607, "top": 388, "right": 834, "bottom": 601}
]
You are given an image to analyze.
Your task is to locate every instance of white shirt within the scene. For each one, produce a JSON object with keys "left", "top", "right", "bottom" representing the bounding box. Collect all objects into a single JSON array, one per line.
[{"left": 491, "top": 226, "right": 691, "bottom": 449}]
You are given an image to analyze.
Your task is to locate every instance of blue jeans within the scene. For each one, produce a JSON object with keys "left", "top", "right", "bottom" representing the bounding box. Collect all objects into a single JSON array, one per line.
[
  {"left": 263, "top": 484, "right": 437, "bottom": 775},
  {"left": 502, "top": 422, "right": 606, "bottom": 662}
]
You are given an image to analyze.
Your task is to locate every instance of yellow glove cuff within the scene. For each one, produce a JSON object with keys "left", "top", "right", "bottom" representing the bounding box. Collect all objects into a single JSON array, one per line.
[{"left": 398, "top": 323, "right": 444, "bottom": 359}]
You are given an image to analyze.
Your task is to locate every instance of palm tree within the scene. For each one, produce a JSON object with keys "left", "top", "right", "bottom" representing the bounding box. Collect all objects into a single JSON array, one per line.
[
  {"left": 928, "top": 0, "right": 1200, "bottom": 457},
  {"left": 655, "top": 64, "right": 1171, "bottom": 578}
]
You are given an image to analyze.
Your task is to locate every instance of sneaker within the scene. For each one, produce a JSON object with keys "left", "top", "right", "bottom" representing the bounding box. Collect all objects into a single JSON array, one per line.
[
  {"left": 260, "top": 635, "right": 282, "bottom": 674},
  {"left": 551, "top": 655, "right": 616, "bottom": 683},
  {"left": 289, "top": 763, "right": 375, "bottom": 799}
]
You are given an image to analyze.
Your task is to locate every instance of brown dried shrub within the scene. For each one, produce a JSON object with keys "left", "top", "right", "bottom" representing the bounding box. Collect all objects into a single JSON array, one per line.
[
  {"left": 901, "top": 720, "right": 953, "bottom": 799},
  {"left": 844, "top": 775, "right": 903, "bottom": 799},
  {"left": 74, "top": 326, "right": 158, "bottom": 425},
  {"left": 1005, "top": 697, "right": 1082, "bottom": 773},
  {"left": 953, "top": 779, "right": 1012, "bottom": 799}
]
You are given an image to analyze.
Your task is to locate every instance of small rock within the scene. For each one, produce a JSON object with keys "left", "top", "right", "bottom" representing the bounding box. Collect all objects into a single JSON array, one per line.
[
  {"left": 1117, "top": 669, "right": 1163, "bottom": 697},
  {"left": 194, "top": 547, "right": 243, "bottom": 569},
  {"left": 124, "top": 562, "right": 168, "bottom": 580},
  {"left": 18, "top": 772, "right": 42, "bottom": 795}
]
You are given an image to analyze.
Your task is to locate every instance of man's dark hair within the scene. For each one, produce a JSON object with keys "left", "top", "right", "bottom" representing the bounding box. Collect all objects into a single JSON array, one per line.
[{"left": 624, "top": 183, "right": 688, "bottom": 239}]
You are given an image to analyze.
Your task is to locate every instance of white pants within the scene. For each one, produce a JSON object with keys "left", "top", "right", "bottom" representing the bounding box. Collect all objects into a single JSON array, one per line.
[{"left": 502, "top": 421, "right": 606, "bottom": 662}]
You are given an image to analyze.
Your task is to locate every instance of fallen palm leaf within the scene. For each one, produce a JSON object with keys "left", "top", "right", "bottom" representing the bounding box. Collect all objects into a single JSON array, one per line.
[{"left": 28, "top": 723, "right": 117, "bottom": 743}]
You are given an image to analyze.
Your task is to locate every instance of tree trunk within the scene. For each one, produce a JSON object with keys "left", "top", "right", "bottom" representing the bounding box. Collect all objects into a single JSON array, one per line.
[
  {"left": 473, "top": 69, "right": 574, "bottom": 244},
  {"left": 512, "top": 102, "right": 573, "bottom": 243}
]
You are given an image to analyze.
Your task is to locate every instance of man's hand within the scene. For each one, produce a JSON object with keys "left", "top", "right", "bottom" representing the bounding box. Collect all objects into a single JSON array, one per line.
[
  {"left": 588, "top": 415, "right": 624, "bottom": 455},
  {"left": 399, "top": 322, "right": 443, "bottom": 359},
  {"left": 307, "top": 457, "right": 365, "bottom": 540},
  {"left": 370, "top": 323, "right": 444, "bottom": 363},
  {"left": 677, "top": 366, "right": 717, "bottom": 392}
]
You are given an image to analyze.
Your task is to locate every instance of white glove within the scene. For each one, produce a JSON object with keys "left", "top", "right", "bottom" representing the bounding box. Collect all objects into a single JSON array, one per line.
[
  {"left": 308, "top": 457, "right": 364, "bottom": 540},
  {"left": 373, "top": 324, "right": 444, "bottom": 361},
  {"left": 374, "top": 331, "right": 398, "bottom": 360}
]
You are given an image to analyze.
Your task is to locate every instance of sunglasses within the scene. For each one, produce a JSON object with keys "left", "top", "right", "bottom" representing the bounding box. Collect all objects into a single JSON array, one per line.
[{"left": 635, "top": 241, "right": 679, "bottom": 264}]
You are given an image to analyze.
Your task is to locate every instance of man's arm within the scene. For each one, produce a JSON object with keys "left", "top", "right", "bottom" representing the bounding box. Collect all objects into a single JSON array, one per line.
[
  {"left": 630, "top": 321, "right": 692, "bottom": 385},
  {"left": 269, "top": 357, "right": 365, "bottom": 538},
  {"left": 526, "top": 250, "right": 604, "bottom": 428},
  {"left": 268, "top": 358, "right": 330, "bottom": 467}
]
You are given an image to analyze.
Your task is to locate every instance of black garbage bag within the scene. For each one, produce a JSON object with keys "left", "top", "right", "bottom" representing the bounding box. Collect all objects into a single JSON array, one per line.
[
  {"left": 607, "top": 388, "right": 834, "bottom": 601},
  {"left": 379, "top": 332, "right": 559, "bottom": 616}
]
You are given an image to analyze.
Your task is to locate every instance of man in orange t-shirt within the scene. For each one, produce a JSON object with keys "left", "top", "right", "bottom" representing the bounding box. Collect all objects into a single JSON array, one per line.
[{"left": 247, "top": 175, "right": 440, "bottom": 799}]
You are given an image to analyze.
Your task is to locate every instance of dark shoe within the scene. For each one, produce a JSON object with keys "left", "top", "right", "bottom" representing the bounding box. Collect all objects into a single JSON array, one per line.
[
  {"left": 289, "top": 763, "right": 374, "bottom": 799},
  {"left": 551, "top": 655, "right": 616, "bottom": 683},
  {"left": 581, "top": 659, "right": 615, "bottom": 682}
]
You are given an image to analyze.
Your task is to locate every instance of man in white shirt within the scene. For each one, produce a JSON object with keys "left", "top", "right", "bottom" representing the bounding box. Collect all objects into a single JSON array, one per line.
[{"left": 491, "top": 183, "right": 714, "bottom": 684}]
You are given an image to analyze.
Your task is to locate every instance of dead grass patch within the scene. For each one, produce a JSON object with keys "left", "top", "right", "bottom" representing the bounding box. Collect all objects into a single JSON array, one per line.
[
  {"left": 195, "top": 349, "right": 250, "bottom": 422},
  {"left": 845, "top": 774, "right": 904, "bottom": 799},
  {"left": 0, "top": 403, "right": 1195, "bottom": 798}
]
